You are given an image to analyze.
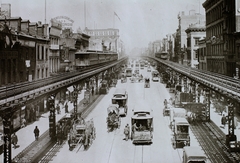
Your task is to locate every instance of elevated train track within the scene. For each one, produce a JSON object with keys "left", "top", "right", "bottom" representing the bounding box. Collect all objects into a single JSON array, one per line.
[
  {"left": 191, "top": 121, "right": 240, "bottom": 163},
  {"left": 151, "top": 57, "right": 240, "bottom": 102},
  {"left": 0, "top": 58, "right": 126, "bottom": 108}
]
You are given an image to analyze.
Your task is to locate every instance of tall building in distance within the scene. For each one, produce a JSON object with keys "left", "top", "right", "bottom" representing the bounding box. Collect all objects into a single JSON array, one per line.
[
  {"left": 84, "top": 27, "right": 119, "bottom": 52},
  {"left": 176, "top": 10, "right": 205, "bottom": 65},
  {"left": 0, "top": 3, "right": 11, "bottom": 18}
]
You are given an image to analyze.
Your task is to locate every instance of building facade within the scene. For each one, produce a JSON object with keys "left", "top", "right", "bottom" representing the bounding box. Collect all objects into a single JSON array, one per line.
[
  {"left": 185, "top": 23, "right": 206, "bottom": 68},
  {"left": 0, "top": 18, "right": 49, "bottom": 86},
  {"left": 176, "top": 10, "right": 205, "bottom": 65},
  {"left": 49, "top": 19, "right": 62, "bottom": 74},
  {"left": 197, "top": 38, "right": 207, "bottom": 70},
  {"left": 203, "top": 0, "right": 237, "bottom": 77},
  {"left": 60, "top": 29, "right": 90, "bottom": 71},
  {"left": 84, "top": 27, "right": 120, "bottom": 52}
]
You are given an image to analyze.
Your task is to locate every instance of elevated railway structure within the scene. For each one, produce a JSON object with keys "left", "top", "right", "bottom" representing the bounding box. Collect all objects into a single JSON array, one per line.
[
  {"left": 0, "top": 57, "right": 127, "bottom": 163},
  {"left": 149, "top": 56, "right": 240, "bottom": 152}
]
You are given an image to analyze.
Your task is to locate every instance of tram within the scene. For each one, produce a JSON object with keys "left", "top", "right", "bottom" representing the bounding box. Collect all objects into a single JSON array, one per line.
[
  {"left": 125, "top": 68, "right": 133, "bottom": 77},
  {"left": 155, "top": 51, "right": 168, "bottom": 60},
  {"left": 75, "top": 50, "right": 118, "bottom": 69},
  {"left": 151, "top": 70, "right": 160, "bottom": 82},
  {"left": 131, "top": 112, "right": 153, "bottom": 144},
  {"left": 112, "top": 89, "right": 128, "bottom": 116}
]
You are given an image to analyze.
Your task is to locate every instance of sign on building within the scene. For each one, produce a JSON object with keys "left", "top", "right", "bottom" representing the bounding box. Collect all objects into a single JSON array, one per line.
[{"left": 52, "top": 16, "right": 74, "bottom": 30}]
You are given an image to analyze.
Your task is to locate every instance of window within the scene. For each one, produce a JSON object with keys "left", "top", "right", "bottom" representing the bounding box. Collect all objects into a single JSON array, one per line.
[
  {"left": 37, "top": 45, "right": 40, "bottom": 60},
  {"left": 45, "top": 48, "right": 48, "bottom": 60},
  {"left": 42, "top": 46, "right": 44, "bottom": 60},
  {"left": 194, "top": 37, "right": 200, "bottom": 45}
]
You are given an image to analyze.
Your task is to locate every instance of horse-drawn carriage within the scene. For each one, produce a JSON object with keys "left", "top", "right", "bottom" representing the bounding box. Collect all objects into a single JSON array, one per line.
[
  {"left": 144, "top": 78, "right": 150, "bottom": 88},
  {"left": 183, "top": 102, "right": 207, "bottom": 123},
  {"left": 68, "top": 118, "right": 96, "bottom": 151},
  {"left": 106, "top": 104, "right": 121, "bottom": 132},
  {"left": 121, "top": 74, "right": 127, "bottom": 83},
  {"left": 171, "top": 117, "right": 190, "bottom": 148},
  {"left": 99, "top": 80, "right": 108, "bottom": 94}
]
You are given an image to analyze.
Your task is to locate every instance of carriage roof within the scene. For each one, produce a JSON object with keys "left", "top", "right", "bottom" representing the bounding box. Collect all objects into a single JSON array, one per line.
[
  {"left": 112, "top": 89, "right": 127, "bottom": 99},
  {"left": 133, "top": 102, "right": 151, "bottom": 114},
  {"left": 174, "top": 117, "right": 189, "bottom": 125},
  {"left": 101, "top": 80, "right": 108, "bottom": 84},
  {"left": 131, "top": 113, "right": 153, "bottom": 120},
  {"left": 113, "top": 88, "right": 127, "bottom": 95},
  {"left": 183, "top": 146, "right": 207, "bottom": 159},
  {"left": 107, "top": 104, "right": 119, "bottom": 113}
]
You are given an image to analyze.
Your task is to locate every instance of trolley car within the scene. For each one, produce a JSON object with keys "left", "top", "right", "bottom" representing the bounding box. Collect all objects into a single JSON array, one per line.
[
  {"left": 75, "top": 50, "right": 118, "bottom": 69},
  {"left": 131, "top": 113, "right": 153, "bottom": 144},
  {"left": 125, "top": 68, "right": 133, "bottom": 77},
  {"left": 151, "top": 70, "right": 160, "bottom": 82}
]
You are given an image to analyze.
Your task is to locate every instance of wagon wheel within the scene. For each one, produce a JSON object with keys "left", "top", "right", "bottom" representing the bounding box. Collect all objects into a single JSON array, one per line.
[
  {"left": 118, "top": 118, "right": 121, "bottom": 129},
  {"left": 93, "top": 127, "right": 96, "bottom": 140}
]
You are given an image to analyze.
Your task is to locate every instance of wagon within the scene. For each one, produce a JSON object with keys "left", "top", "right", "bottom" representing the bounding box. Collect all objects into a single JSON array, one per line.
[
  {"left": 144, "top": 78, "right": 150, "bottom": 88},
  {"left": 99, "top": 80, "right": 108, "bottom": 94},
  {"left": 163, "top": 104, "right": 171, "bottom": 116},
  {"left": 183, "top": 146, "right": 207, "bottom": 163},
  {"left": 112, "top": 89, "right": 128, "bottom": 117},
  {"left": 68, "top": 118, "right": 96, "bottom": 151},
  {"left": 107, "top": 104, "right": 121, "bottom": 132},
  {"left": 171, "top": 117, "right": 190, "bottom": 148}
]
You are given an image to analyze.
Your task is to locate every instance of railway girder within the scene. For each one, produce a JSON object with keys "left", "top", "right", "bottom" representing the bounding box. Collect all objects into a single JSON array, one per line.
[{"left": 151, "top": 56, "right": 240, "bottom": 151}]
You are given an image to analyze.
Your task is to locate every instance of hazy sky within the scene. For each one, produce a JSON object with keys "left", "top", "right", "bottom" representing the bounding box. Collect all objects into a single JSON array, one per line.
[{"left": 1, "top": 0, "right": 205, "bottom": 52}]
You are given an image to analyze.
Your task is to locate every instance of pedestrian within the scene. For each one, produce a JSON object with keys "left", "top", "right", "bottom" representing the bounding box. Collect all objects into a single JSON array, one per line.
[
  {"left": 57, "top": 124, "right": 62, "bottom": 145},
  {"left": 124, "top": 124, "right": 130, "bottom": 141},
  {"left": 234, "top": 117, "right": 238, "bottom": 129},
  {"left": 34, "top": 126, "right": 40, "bottom": 140},
  {"left": 36, "top": 104, "right": 40, "bottom": 120},
  {"left": 11, "top": 132, "right": 18, "bottom": 149},
  {"left": 21, "top": 117, "right": 26, "bottom": 128},
  {"left": 65, "top": 103, "right": 69, "bottom": 113},
  {"left": 92, "top": 86, "right": 94, "bottom": 95},
  {"left": 221, "top": 114, "right": 227, "bottom": 129}
]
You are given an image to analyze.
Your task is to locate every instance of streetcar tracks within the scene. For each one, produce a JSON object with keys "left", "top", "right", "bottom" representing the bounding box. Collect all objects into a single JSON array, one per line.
[
  {"left": 133, "top": 145, "right": 152, "bottom": 163},
  {"left": 191, "top": 122, "right": 235, "bottom": 163}
]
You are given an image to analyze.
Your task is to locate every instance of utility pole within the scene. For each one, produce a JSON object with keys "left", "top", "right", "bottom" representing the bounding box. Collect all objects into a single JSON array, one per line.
[{"left": 45, "top": 0, "right": 46, "bottom": 24}]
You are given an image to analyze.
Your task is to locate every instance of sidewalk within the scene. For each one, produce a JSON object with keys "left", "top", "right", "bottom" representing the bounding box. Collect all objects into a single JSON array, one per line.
[
  {"left": 0, "top": 90, "right": 85, "bottom": 161},
  {"left": 207, "top": 97, "right": 240, "bottom": 141}
]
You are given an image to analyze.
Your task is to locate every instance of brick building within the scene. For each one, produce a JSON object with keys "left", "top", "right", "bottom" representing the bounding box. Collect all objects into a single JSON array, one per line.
[{"left": 203, "top": 0, "right": 237, "bottom": 77}]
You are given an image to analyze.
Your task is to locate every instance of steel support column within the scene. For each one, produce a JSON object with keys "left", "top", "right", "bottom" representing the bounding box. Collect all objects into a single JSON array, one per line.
[
  {"left": 191, "top": 81, "right": 196, "bottom": 102},
  {"left": 196, "top": 84, "right": 201, "bottom": 103},
  {"left": 205, "top": 88, "right": 210, "bottom": 122},
  {"left": 183, "top": 76, "right": 187, "bottom": 93},
  {"left": 48, "top": 95, "right": 56, "bottom": 139},
  {"left": 226, "top": 100, "right": 240, "bottom": 151},
  {"left": 2, "top": 110, "right": 12, "bottom": 163},
  {"left": 95, "top": 75, "right": 99, "bottom": 95},
  {"left": 227, "top": 101, "right": 236, "bottom": 139},
  {"left": 73, "top": 85, "right": 78, "bottom": 116}
]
